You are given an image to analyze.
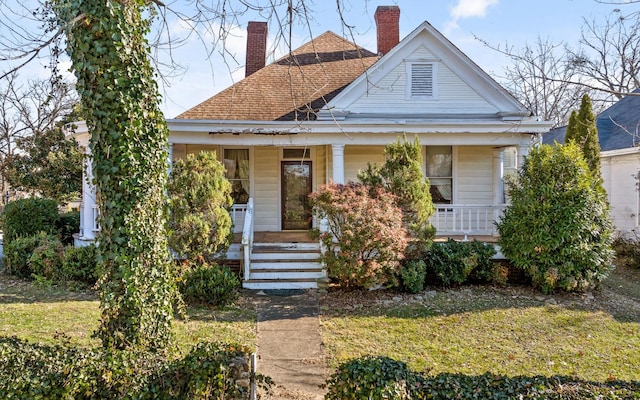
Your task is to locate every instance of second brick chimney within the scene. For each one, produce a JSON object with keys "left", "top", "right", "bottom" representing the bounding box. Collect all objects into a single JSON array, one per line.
[
  {"left": 374, "top": 6, "right": 400, "bottom": 56},
  {"left": 245, "top": 21, "right": 267, "bottom": 77}
]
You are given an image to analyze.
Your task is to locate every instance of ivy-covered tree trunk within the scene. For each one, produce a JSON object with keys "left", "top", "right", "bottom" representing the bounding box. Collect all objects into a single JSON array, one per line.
[{"left": 55, "top": 0, "right": 175, "bottom": 351}]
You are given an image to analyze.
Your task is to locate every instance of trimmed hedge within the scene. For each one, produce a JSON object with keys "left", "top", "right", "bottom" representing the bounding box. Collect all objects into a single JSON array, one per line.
[
  {"left": 324, "top": 356, "right": 640, "bottom": 399},
  {"left": 0, "top": 336, "right": 272, "bottom": 399},
  {"left": 423, "top": 239, "right": 497, "bottom": 286},
  {"left": 1, "top": 198, "right": 59, "bottom": 243},
  {"left": 178, "top": 262, "right": 240, "bottom": 307}
]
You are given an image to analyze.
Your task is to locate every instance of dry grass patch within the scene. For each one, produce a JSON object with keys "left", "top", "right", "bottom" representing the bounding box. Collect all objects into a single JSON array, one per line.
[{"left": 320, "top": 266, "right": 640, "bottom": 382}]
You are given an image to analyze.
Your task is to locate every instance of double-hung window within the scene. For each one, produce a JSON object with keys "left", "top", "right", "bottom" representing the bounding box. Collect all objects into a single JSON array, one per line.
[
  {"left": 223, "top": 149, "right": 250, "bottom": 204},
  {"left": 426, "top": 146, "right": 452, "bottom": 204}
]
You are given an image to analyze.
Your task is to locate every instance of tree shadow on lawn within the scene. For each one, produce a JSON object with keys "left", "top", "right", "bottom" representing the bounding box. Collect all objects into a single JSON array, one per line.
[
  {"left": 0, "top": 277, "right": 97, "bottom": 305},
  {"left": 320, "top": 268, "right": 640, "bottom": 324}
]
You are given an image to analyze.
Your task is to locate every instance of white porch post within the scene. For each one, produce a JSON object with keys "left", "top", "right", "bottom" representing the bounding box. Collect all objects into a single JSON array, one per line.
[
  {"left": 516, "top": 143, "right": 530, "bottom": 170},
  {"left": 81, "top": 147, "right": 97, "bottom": 241},
  {"left": 492, "top": 148, "right": 504, "bottom": 205},
  {"left": 331, "top": 144, "right": 345, "bottom": 184},
  {"left": 167, "top": 143, "right": 173, "bottom": 175}
]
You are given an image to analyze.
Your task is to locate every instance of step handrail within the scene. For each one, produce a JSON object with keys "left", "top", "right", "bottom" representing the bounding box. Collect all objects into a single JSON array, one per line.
[{"left": 241, "top": 198, "right": 254, "bottom": 280}]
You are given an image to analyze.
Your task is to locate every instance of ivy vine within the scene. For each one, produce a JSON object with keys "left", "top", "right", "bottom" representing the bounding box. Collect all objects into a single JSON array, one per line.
[{"left": 54, "top": 0, "right": 176, "bottom": 351}]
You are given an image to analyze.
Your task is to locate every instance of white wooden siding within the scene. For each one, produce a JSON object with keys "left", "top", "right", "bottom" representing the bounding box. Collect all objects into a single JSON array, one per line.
[
  {"left": 315, "top": 145, "right": 327, "bottom": 188},
  {"left": 602, "top": 153, "right": 640, "bottom": 235},
  {"left": 347, "top": 47, "right": 498, "bottom": 115},
  {"left": 344, "top": 145, "right": 385, "bottom": 183},
  {"left": 253, "top": 147, "right": 279, "bottom": 231},
  {"left": 455, "top": 146, "right": 493, "bottom": 204}
]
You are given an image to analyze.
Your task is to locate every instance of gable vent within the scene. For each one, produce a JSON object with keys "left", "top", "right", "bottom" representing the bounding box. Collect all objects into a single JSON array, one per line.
[{"left": 410, "top": 63, "right": 434, "bottom": 97}]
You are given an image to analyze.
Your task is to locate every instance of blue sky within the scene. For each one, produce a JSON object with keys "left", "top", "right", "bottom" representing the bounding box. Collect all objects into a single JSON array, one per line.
[
  {"left": 158, "top": 0, "right": 635, "bottom": 118},
  {"left": 1, "top": 1, "right": 635, "bottom": 118}
]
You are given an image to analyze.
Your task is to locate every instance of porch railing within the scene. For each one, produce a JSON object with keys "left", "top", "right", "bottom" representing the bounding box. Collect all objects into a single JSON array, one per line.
[
  {"left": 241, "top": 198, "right": 255, "bottom": 280},
  {"left": 231, "top": 203, "right": 249, "bottom": 233},
  {"left": 430, "top": 204, "right": 506, "bottom": 237}
]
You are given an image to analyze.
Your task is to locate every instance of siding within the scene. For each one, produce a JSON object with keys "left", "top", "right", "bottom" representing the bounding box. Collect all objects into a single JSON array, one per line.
[
  {"left": 344, "top": 145, "right": 385, "bottom": 183},
  {"left": 253, "top": 147, "right": 279, "bottom": 231},
  {"left": 456, "top": 146, "right": 493, "bottom": 204},
  {"left": 602, "top": 153, "right": 640, "bottom": 235},
  {"left": 348, "top": 47, "right": 498, "bottom": 115}
]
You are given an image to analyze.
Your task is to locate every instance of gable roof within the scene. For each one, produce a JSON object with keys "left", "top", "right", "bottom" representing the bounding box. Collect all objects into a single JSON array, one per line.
[
  {"left": 176, "top": 31, "right": 379, "bottom": 121},
  {"left": 542, "top": 89, "right": 640, "bottom": 151},
  {"left": 318, "top": 21, "right": 531, "bottom": 121}
]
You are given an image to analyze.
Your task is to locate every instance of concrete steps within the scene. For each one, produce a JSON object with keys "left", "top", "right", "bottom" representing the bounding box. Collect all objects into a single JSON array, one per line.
[{"left": 243, "top": 242, "right": 325, "bottom": 290}]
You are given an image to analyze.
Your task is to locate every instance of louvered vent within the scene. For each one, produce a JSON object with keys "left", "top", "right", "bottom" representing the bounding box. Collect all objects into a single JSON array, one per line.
[{"left": 411, "top": 63, "right": 434, "bottom": 97}]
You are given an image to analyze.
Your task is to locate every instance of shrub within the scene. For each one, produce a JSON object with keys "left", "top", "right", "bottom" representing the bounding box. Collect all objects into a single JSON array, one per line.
[
  {"left": 400, "top": 260, "right": 427, "bottom": 293},
  {"left": 179, "top": 261, "right": 240, "bottom": 307},
  {"left": 57, "top": 210, "right": 80, "bottom": 245},
  {"left": 310, "top": 182, "right": 408, "bottom": 289},
  {"left": 168, "top": 151, "right": 233, "bottom": 260},
  {"left": 28, "top": 235, "right": 64, "bottom": 280},
  {"left": 3, "top": 235, "right": 43, "bottom": 278},
  {"left": 358, "top": 136, "right": 435, "bottom": 249},
  {"left": 0, "top": 336, "right": 271, "bottom": 399},
  {"left": 612, "top": 234, "right": 640, "bottom": 270},
  {"left": 324, "top": 356, "right": 423, "bottom": 400},
  {"left": 424, "top": 239, "right": 496, "bottom": 286},
  {"left": 1, "top": 198, "right": 59, "bottom": 244},
  {"left": 61, "top": 244, "right": 99, "bottom": 284},
  {"left": 497, "top": 143, "right": 614, "bottom": 294}
]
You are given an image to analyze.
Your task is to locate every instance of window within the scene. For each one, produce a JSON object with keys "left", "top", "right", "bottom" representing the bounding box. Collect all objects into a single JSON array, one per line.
[
  {"left": 224, "top": 149, "right": 250, "bottom": 204},
  {"left": 408, "top": 62, "right": 436, "bottom": 99},
  {"left": 426, "top": 146, "right": 452, "bottom": 204}
]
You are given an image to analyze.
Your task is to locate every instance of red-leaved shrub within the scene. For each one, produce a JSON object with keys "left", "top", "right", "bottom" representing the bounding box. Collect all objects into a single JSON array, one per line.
[{"left": 310, "top": 182, "right": 408, "bottom": 289}]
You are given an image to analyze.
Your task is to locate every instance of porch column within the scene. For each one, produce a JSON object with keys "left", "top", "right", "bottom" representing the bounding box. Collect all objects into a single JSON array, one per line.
[
  {"left": 81, "top": 148, "right": 97, "bottom": 241},
  {"left": 331, "top": 144, "right": 345, "bottom": 184},
  {"left": 516, "top": 143, "right": 530, "bottom": 170},
  {"left": 167, "top": 143, "right": 173, "bottom": 175},
  {"left": 492, "top": 148, "right": 505, "bottom": 205}
]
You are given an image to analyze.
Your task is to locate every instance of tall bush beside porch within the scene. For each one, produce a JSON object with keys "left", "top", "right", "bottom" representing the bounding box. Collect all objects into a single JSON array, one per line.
[
  {"left": 310, "top": 182, "right": 408, "bottom": 289},
  {"left": 497, "top": 143, "right": 614, "bottom": 294}
]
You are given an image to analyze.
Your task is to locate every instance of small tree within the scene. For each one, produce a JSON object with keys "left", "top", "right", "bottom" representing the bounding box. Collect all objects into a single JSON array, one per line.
[
  {"left": 5, "top": 126, "right": 83, "bottom": 204},
  {"left": 310, "top": 182, "right": 407, "bottom": 289},
  {"left": 167, "top": 151, "right": 233, "bottom": 261},
  {"left": 358, "top": 136, "right": 435, "bottom": 246},
  {"left": 497, "top": 143, "right": 614, "bottom": 293},
  {"left": 565, "top": 94, "right": 602, "bottom": 178}
]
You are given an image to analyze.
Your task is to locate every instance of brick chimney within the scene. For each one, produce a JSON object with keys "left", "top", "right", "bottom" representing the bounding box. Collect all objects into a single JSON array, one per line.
[
  {"left": 245, "top": 21, "right": 267, "bottom": 77},
  {"left": 374, "top": 6, "right": 400, "bottom": 56}
]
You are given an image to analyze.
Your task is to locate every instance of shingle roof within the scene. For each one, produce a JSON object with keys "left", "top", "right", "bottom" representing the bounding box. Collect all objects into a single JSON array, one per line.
[
  {"left": 542, "top": 89, "right": 640, "bottom": 151},
  {"left": 176, "top": 31, "right": 379, "bottom": 121}
]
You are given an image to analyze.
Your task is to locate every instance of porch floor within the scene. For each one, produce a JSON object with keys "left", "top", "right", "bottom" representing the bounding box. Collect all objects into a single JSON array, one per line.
[{"left": 232, "top": 231, "right": 498, "bottom": 244}]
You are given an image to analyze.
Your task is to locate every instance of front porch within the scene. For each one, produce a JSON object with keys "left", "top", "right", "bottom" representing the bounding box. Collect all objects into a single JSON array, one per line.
[{"left": 231, "top": 200, "right": 505, "bottom": 289}]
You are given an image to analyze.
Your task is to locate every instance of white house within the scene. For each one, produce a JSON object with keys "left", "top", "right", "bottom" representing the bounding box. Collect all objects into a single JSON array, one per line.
[
  {"left": 544, "top": 88, "right": 640, "bottom": 238},
  {"left": 74, "top": 6, "right": 552, "bottom": 289}
]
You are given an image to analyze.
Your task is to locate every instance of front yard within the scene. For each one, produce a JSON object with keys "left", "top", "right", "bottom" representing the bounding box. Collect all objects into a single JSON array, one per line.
[{"left": 0, "top": 263, "right": 638, "bottom": 383}]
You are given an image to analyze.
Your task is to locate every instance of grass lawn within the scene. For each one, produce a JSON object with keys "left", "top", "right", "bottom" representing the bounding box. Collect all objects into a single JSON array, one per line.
[
  {"left": 319, "top": 264, "right": 640, "bottom": 382},
  {"left": 0, "top": 280, "right": 258, "bottom": 354},
  {"left": 1, "top": 263, "right": 638, "bottom": 384}
]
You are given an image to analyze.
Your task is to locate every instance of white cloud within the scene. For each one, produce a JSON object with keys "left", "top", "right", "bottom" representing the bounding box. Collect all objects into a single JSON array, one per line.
[{"left": 446, "top": 0, "right": 499, "bottom": 32}]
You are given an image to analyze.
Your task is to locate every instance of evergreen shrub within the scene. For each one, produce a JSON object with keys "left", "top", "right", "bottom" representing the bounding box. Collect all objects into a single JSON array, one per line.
[
  {"left": 400, "top": 259, "right": 427, "bottom": 293},
  {"left": 497, "top": 143, "right": 614, "bottom": 293},
  {"left": 179, "top": 261, "right": 240, "bottom": 307},
  {"left": 424, "top": 239, "right": 496, "bottom": 286},
  {"left": 1, "top": 198, "right": 59, "bottom": 243},
  {"left": 61, "top": 244, "right": 99, "bottom": 284},
  {"left": 0, "top": 336, "right": 271, "bottom": 399},
  {"left": 56, "top": 210, "right": 80, "bottom": 245}
]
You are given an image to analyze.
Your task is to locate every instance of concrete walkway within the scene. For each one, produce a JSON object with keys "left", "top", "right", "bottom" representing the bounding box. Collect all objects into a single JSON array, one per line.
[{"left": 255, "top": 289, "right": 328, "bottom": 399}]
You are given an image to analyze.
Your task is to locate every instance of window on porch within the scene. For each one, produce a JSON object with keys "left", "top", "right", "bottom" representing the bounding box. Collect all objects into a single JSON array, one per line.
[
  {"left": 224, "top": 149, "right": 250, "bottom": 204},
  {"left": 426, "top": 146, "right": 452, "bottom": 204}
]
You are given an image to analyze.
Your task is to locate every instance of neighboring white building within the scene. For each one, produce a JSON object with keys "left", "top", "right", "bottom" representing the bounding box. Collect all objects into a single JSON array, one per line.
[
  {"left": 544, "top": 89, "right": 640, "bottom": 238},
  {"left": 74, "top": 6, "right": 552, "bottom": 288}
]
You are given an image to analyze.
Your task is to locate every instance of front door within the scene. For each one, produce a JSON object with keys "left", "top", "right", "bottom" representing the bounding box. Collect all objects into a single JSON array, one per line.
[{"left": 281, "top": 161, "right": 312, "bottom": 230}]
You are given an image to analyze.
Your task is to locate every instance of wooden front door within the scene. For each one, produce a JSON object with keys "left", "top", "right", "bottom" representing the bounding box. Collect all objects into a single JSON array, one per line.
[{"left": 281, "top": 161, "right": 312, "bottom": 230}]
